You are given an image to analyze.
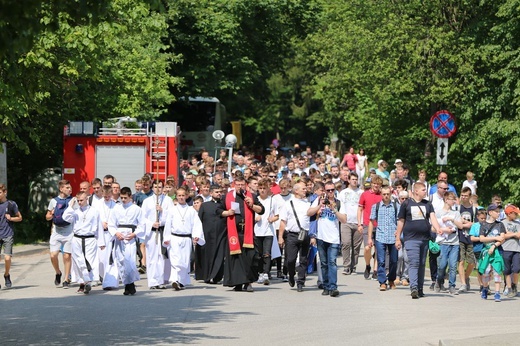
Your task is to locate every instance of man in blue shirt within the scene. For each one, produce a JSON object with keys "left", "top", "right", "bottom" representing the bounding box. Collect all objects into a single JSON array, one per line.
[
  {"left": 0, "top": 183, "right": 23, "bottom": 289},
  {"left": 368, "top": 186, "right": 398, "bottom": 291}
]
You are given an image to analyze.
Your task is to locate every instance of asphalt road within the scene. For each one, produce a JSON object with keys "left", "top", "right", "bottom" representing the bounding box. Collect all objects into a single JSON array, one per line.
[{"left": 1, "top": 244, "right": 519, "bottom": 345}]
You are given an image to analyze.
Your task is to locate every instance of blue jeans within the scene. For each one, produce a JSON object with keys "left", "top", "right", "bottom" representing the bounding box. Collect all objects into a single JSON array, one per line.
[
  {"left": 317, "top": 239, "right": 340, "bottom": 290},
  {"left": 405, "top": 239, "right": 429, "bottom": 291},
  {"left": 437, "top": 244, "right": 460, "bottom": 288},
  {"left": 375, "top": 240, "right": 398, "bottom": 284}
]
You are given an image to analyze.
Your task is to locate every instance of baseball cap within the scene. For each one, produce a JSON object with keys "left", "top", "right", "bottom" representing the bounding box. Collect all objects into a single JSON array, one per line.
[
  {"left": 394, "top": 159, "right": 403, "bottom": 165},
  {"left": 505, "top": 205, "right": 520, "bottom": 214},
  {"left": 377, "top": 159, "right": 384, "bottom": 166},
  {"left": 369, "top": 168, "right": 376, "bottom": 173},
  {"left": 487, "top": 203, "right": 502, "bottom": 212}
]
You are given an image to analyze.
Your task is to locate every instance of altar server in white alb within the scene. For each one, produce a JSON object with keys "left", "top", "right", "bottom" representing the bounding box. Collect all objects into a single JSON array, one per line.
[
  {"left": 108, "top": 187, "right": 145, "bottom": 296},
  {"left": 94, "top": 185, "right": 118, "bottom": 290},
  {"left": 63, "top": 192, "right": 105, "bottom": 295},
  {"left": 163, "top": 186, "right": 205, "bottom": 290},
  {"left": 141, "top": 180, "right": 174, "bottom": 289}
]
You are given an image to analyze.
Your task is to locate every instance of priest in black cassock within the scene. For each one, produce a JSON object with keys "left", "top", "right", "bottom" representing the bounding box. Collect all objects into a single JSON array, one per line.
[
  {"left": 195, "top": 185, "right": 226, "bottom": 283},
  {"left": 219, "top": 176, "right": 264, "bottom": 292}
]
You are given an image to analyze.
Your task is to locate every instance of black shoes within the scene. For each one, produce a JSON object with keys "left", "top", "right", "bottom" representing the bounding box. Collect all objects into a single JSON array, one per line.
[
  {"left": 123, "top": 283, "right": 136, "bottom": 295},
  {"left": 4, "top": 274, "right": 12, "bottom": 288},
  {"left": 84, "top": 283, "right": 92, "bottom": 294},
  {"left": 411, "top": 289, "right": 419, "bottom": 299},
  {"left": 288, "top": 275, "right": 295, "bottom": 287},
  {"left": 330, "top": 289, "right": 340, "bottom": 297},
  {"left": 364, "top": 265, "right": 371, "bottom": 280},
  {"left": 297, "top": 284, "right": 303, "bottom": 292},
  {"left": 55, "top": 272, "right": 62, "bottom": 286},
  {"left": 322, "top": 289, "right": 330, "bottom": 296}
]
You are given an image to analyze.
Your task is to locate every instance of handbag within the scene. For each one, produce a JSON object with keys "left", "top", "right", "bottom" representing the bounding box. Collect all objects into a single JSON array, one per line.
[{"left": 290, "top": 200, "right": 308, "bottom": 241}]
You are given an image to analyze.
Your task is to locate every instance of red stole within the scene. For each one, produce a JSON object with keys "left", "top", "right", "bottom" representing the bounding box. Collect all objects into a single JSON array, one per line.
[{"left": 226, "top": 190, "right": 254, "bottom": 255}]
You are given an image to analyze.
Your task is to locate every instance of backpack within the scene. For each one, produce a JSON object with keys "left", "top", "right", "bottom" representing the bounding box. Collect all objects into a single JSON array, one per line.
[
  {"left": 375, "top": 200, "right": 398, "bottom": 225},
  {"left": 53, "top": 196, "right": 72, "bottom": 227}
]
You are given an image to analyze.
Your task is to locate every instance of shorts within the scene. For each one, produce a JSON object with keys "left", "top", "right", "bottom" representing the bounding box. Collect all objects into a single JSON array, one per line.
[
  {"left": 502, "top": 251, "right": 520, "bottom": 275},
  {"left": 362, "top": 226, "right": 374, "bottom": 246},
  {"left": 459, "top": 243, "right": 476, "bottom": 265},
  {"left": 0, "top": 235, "right": 14, "bottom": 256},
  {"left": 49, "top": 231, "right": 73, "bottom": 253}
]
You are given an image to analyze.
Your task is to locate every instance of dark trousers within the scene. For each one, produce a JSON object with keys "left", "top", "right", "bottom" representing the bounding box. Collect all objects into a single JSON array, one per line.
[
  {"left": 254, "top": 236, "right": 273, "bottom": 274},
  {"left": 272, "top": 230, "right": 287, "bottom": 274},
  {"left": 285, "top": 232, "right": 310, "bottom": 285}
]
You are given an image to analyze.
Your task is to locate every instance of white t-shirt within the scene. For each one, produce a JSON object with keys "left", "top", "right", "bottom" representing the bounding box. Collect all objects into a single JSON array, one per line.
[
  {"left": 337, "top": 187, "right": 362, "bottom": 224},
  {"left": 254, "top": 196, "right": 279, "bottom": 237},
  {"left": 462, "top": 180, "right": 477, "bottom": 195},
  {"left": 311, "top": 198, "right": 347, "bottom": 244}
]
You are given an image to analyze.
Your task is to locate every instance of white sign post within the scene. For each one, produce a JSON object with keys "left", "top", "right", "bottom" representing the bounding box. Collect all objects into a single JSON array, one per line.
[{"left": 436, "top": 138, "right": 448, "bottom": 166}]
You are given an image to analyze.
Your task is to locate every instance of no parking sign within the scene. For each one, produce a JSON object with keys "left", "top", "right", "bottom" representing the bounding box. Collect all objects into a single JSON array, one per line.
[{"left": 430, "top": 110, "right": 456, "bottom": 138}]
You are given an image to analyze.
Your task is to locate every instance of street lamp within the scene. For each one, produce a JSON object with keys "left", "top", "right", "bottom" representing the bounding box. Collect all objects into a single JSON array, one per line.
[{"left": 225, "top": 134, "right": 237, "bottom": 175}]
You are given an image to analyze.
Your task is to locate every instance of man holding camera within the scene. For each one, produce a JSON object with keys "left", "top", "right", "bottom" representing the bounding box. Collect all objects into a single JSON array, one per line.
[{"left": 308, "top": 182, "right": 347, "bottom": 297}]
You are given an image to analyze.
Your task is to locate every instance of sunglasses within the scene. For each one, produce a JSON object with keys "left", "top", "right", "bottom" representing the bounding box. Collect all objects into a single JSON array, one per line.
[
  {"left": 268, "top": 175, "right": 277, "bottom": 178},
  {"left": 326, "top": 189, "right": 335, "bottom": 192}
]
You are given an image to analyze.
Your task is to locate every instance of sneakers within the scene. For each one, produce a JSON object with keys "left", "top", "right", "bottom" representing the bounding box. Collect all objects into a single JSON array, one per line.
[
  {"left": 4, "top": 274, "right": 12, "bottom": 288},
  {"left": 330, "top": 289, "right": 339, "bottom": 297},
  {"left": 458, "top": 284, "right": 467, "bottom": 293},
  {"left": 245, "top": 284, "right": 254, "bottom": 292},
  {"left": 435, "top": 282, "right": 447, "bottom": 293},
  {"left": 481, "top": 287, "right": 488, "bottom": 300},
  {"left": 257, "top": 274, "right": 265, "bottom": 285},
  {"left": 62, "top": 280, "right": 70, "bottom": 289},
  {"left": 449, "top": 286, "right": 458, "bottom": 295},
  {"left": 172, "top": 281, "right": 181, "bottom": 291},
  {"left": 282, "top": 275, "right": 289, "bottom": 282},
  {"left": 389, "top": 282, "right": 397, "bottom": 290},
  {"left": 371, "top": 271, "right": 377, "bottom": 280},
  {"left": 507, "top": 289, "right": 516, "bottom": 298},
  {"left": 379, "top": 283, "right": 387, "bottom": 291},
  {"left": 138, "top": 266, "right": 146, "bottom": 274},
  {"left": 401, "top": 279, "right": 409, "bottom": 287},
  {"left": 343, "top": 268, "right": 351, "bottom": 275},
  {"left": 364, "top": 265, "right": 371, "bottom": 279},
  {"left": 322, "top": 289, "right": 330, "bottom": 296},
  {"left": 263, "top": 274, "right": 270, "bottom": 286},
  {"left": 494, "top": 292, "right": 501, "bottom": 302},
  {"left": 55, "top": 272, "right": 62, "bottom": 286},
  {"left": 411, "top": 289, "right": 419, "bottom": 299},
  {"left": 84, "top": 283, "right": 92, "bottom": 295}
]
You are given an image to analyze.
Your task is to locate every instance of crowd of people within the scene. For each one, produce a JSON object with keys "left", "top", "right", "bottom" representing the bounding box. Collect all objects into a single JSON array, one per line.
[{"left": 0, "top": 145, "right": 518, "bottom": 301}]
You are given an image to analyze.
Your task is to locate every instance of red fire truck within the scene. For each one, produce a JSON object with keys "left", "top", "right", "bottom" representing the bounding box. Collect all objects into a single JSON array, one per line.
[{"left": 62, "top": 118, "right": 180, "bottom": 192}]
